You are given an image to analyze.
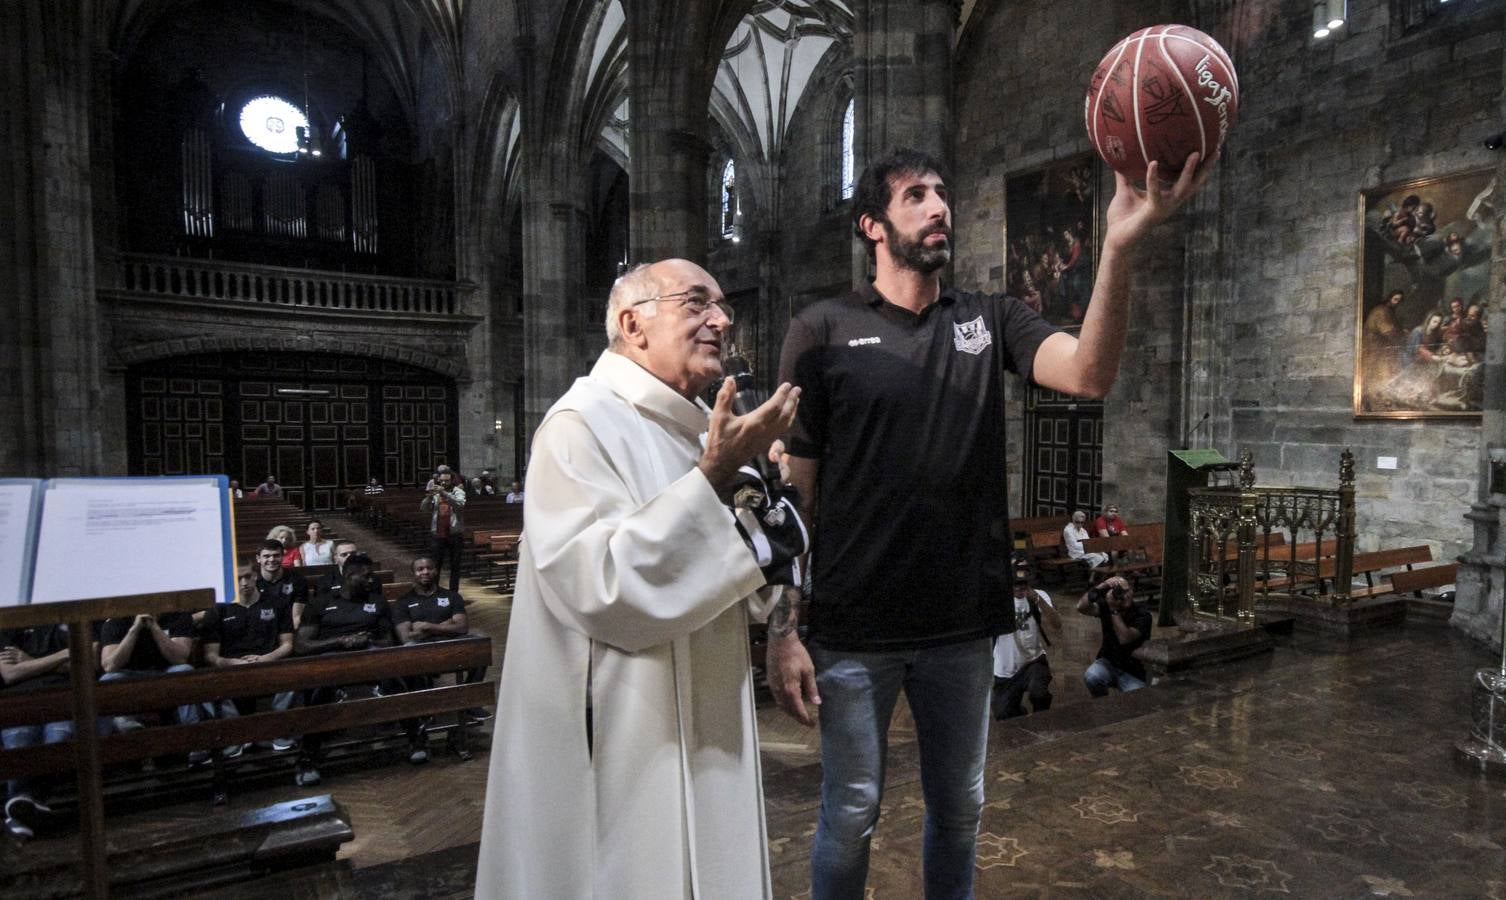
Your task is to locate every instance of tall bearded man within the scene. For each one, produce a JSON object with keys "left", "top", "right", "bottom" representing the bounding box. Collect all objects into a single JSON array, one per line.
[{"left": 476, "top": 259, "right": 805, "bottom": 899}]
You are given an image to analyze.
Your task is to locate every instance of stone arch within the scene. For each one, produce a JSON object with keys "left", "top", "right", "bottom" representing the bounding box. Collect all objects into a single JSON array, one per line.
[{"left": 113, "top": 334, "right": 469, "bottom": 381}]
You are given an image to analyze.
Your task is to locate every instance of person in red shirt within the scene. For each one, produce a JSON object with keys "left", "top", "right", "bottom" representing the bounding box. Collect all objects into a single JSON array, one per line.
[{"left": 1094, "top": 504, "right": 1128, "bottom": 538}]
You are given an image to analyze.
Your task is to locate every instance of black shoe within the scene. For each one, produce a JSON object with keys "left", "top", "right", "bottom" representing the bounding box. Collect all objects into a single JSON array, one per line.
[
  {"left": 295, "top": 763, "right": 322, "bottom": 787},
  {"left": 464, "top": 707, "right": 492, "bottom": 723}
]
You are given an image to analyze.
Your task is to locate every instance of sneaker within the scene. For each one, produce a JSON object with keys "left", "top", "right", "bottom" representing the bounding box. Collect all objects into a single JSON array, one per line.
[
  {"left": 4, "top": 795, "right": 52, "bottom": 840},
  {"left": 222, "top": 742, "right": 248, "bottom": 759},
  {"left": 111, "top": 716, "right": 145, "bottom": 733},
  {"left": 271, "top": 737, "right": 297, "bottom": 752},
  {"left": 464, "top": 707, "right": 492, "bottom": 723},
  {"left": 188, "top": 750, "right": 212, "bottom": 766},
  {"left": 294, "top": 763, "right": 322, "bottom": 787},
  {"left": 4, "top": 815, "right": 32, "bottom": 840},
  {"left": 408, "top": 742, "right": 429, "bottom": 765}
]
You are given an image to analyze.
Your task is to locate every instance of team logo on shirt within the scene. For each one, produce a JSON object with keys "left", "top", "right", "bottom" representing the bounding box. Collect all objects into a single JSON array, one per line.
[
  {"left": 282, "top": 583, "right": 293, "bottom": 595},
  {"left": 363, "top": 603, "right": 378, "bottom": 614},
  {"left": 952, "top": 316, "right": 992, "bottom": 355},
  {"left": 260, "top": 608, "right": 275, "bottom": 621},
  {"left": 437, "top": 597, "right": 450, "bottom": 608}
]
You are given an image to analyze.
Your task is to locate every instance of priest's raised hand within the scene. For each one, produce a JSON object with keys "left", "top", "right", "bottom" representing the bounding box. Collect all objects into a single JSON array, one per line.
[{"left": 698, "top": 376, "right": 801, "bottom": 498}]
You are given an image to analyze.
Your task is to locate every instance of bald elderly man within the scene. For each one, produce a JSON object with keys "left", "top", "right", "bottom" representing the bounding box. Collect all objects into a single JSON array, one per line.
[{"left": 476, "top": 259, "right": 803, "bottom": 899}]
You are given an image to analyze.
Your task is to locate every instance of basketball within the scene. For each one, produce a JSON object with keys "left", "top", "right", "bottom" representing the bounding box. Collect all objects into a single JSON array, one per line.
[{"left": 1085, "top": 24, "right": 1238, "bottom": 183}]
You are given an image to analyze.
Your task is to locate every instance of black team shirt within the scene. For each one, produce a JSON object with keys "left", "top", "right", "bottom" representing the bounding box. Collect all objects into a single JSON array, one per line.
[
  {"left": 1096, "top": 603, "right": 1154, "bottom": 681},
  {"left": 0, "top": 625, "right": 72, "bottom": 692},
  {"left": 201, "top": 593, "right": 294, "bottom": 658},
  {"left": 392, "top": 587, "right": 466, "bottom": 636},
  {"left": 304, "top": 588, "right": 395, "bottom": 642},
  {"left": 778, "top": 283, "right": 1059, "bottom": 651},
  {"left": 97, "top": 613, "right": 195, "bottom": 671}
]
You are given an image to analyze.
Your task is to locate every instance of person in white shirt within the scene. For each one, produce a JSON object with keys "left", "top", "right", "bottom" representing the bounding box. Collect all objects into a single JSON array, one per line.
[
  {"left": 298, "top": 520, "right": 334, "bottom": 566},
  {"left": 1063, "top": 510, "right": 1109, "bottom": 568},
  {"left": 504, "top": 480, "right": 524, "bottom": 504},
  {"left": 992, "top": 567, "right": 1062, "bottom": 719}
]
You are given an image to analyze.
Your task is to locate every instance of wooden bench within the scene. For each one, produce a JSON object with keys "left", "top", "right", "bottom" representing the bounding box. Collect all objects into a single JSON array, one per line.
[
  {"left": 0, "top": 636, "right": 494, "bottom": 804},
  {"left": 1262, "top": 545, "right": 1432, "bottom": 597},
  {"left": 1389, "top": 562, "right": 1457, "bottom": 598},
  {"left": 1027, "top": 527, "right": 1089, "bottom": 585},
  {"left": 1083, "top": 524, "right": 1165, "bottom": 582}
]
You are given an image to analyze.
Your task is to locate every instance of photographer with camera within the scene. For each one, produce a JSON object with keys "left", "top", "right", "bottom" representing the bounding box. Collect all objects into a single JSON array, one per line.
[
  {"left": 991, "top": 565, "right": 1062, "bottom": 720},
  {"left": 1075, "top": 575, "right": 1153, "bottom": 697}
]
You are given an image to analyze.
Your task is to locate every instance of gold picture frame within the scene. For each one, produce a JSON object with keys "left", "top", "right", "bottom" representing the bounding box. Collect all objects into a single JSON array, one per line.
[{"left": 1353, "top": 166, "right": 1494, "bottom": 419}]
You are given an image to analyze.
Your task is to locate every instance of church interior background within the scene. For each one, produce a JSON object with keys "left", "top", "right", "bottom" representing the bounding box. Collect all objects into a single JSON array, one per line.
[{"left": 5, "top": 0, "right": 1506, "bottom": 895}]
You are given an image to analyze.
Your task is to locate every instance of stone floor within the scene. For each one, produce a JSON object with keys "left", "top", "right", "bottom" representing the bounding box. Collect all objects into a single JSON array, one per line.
[{"left": 8, "top": 578, "right": 1505, "bottom": 898}]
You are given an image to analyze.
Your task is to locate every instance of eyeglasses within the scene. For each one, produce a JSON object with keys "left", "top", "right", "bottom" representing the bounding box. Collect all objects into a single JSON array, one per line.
[{"left": 631, "top": 290, "right": 735, "bottom": 324}]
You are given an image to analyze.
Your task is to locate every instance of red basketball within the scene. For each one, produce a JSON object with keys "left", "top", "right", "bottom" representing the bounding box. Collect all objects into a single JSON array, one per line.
[{"left": 1085, "top": 24, "right": 1238, "bottom": 183}]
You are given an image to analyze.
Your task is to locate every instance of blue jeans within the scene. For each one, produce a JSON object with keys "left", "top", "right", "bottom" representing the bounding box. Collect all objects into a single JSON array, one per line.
[
  {"left": 100, "top": 665, "right": 202, "bottom": 725},
  {"left": 1083, "top": 658, "right": 1147, "bottom": 697},
  {"left": 810, "top": 638, "right": 993, "bottom": 900},
  {"left": 3, "top": 721, "right": 74, "bottom": 802}
]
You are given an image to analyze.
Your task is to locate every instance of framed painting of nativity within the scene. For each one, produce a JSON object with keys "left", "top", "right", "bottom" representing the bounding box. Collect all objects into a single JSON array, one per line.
[{"left": 1354, "top": 166, "right": 1493, "bottom": 419}]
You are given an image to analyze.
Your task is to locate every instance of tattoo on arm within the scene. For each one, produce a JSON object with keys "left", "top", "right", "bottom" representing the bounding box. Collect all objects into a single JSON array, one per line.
[{"left": 768, "top": 589, "right": 799, "bottom": 638}]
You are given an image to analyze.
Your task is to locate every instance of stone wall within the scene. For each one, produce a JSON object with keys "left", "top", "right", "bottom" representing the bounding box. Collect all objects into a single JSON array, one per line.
[
  {"left": 952, "top": 0, "right": 1183, "bottom": 520},
  {"left": 952, "top": 0, "right": 1502, "bottom": 562}
]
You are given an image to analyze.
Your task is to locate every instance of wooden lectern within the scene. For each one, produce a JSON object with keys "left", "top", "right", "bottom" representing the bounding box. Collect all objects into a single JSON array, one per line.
[{"left": 1160, "top": 449, "right": 1239, "bottom": 626}]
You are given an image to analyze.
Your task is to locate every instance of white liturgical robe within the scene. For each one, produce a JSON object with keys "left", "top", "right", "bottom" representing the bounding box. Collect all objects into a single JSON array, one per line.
[{"left": 475, "top": 350, "right": 773, "bottom": 900}]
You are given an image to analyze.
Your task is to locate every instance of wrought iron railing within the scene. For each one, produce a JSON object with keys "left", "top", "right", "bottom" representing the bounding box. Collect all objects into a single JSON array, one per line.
[
  {"left": 107, "top": 253, "right": 465, "bottom": 317},
  {"left": 1187, "top": 449, "right": 1356, "bottom": 626}
]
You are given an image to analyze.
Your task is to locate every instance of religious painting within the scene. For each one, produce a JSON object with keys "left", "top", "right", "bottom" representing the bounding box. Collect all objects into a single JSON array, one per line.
[
  {"left": 1004, "top": 154, "right": 1099, "bottom": 328},
  {"left": 1354, "top": 167, "right": 1494, "bottom": 419}
]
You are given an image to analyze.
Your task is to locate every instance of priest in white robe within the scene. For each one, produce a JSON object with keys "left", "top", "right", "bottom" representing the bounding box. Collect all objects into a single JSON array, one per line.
[{"left": 476, "top": 258, "right": 802, "bottom": 900}]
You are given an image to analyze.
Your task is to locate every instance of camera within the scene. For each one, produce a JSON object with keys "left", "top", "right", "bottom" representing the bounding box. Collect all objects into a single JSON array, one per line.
[
  {"left": 1087, "top": 583, "right": 1129, "bottom": 612},
  {"left": 1486, "top": 131, "right": 1506, "bottom": 151}
]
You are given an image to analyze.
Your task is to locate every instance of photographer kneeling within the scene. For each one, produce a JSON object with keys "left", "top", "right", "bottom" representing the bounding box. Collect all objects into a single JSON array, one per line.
[{"left": 1076, "top": 576, "right": 1153, "bottom": 697}]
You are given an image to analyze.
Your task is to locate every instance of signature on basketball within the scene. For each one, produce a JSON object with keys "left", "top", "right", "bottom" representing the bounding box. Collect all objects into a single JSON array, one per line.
[{"left": 1193, "top": 54, "right": 1232, "bottom": 144}]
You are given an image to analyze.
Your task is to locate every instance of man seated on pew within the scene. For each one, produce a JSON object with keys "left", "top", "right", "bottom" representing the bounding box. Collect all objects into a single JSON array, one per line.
[
  {"left": 98, "top": 610, "right": 205, "bottom": 760},
  {"left": 253, "top": 474, "right": 283, "bottom": 499},
  {"left": 1, "top": 622, "right": 104, "bottom": 839},
  {"left": 1094, "top": 504, "right": 1129, "bottom": 538},
  {"left": 292, "top": 553, "right": 426, "bottom": 786},
  {"left": 1076, "top": 575, "right": 1153, "bottom": 698},
  {"left": 504, "top": 479, "right": 523, "bottom": 504},
  {"left": 202, "top": 565, "right": 297, "bottom": 757},
  {"left": 394, "top": 556, "right": 489, "bottom": 725},
  {"left": 255, "top": 539, "right": 311, "bottom": 630},
  {"left": 1065, "top": 509, "right": 1110, "bottom": 569}
]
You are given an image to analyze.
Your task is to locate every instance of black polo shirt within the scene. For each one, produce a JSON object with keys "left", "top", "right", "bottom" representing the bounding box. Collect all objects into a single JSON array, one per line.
[
  {"left": 0, "top": 625, "right": 72, "bottom": 693},
  {"left": 392, "top": 587, "right": 466, "bottom": 630},
  {"left": 98, "top": 613, "right": 195, "bottom": 671},
  {"left": 202, "top": 596, "right": 294, "bottom": 658},
  {"left": 303, "top": 589, "right": 394, "bottom": 642},
  {"left": 778, "top": 282, "right": 1059, "bottom": 651},
  {"left": 1097, "top": 603, "right": 1154, "bottom": 681},
  {"left": 257, "top": 571, "right": 308, "bottom": 610}
]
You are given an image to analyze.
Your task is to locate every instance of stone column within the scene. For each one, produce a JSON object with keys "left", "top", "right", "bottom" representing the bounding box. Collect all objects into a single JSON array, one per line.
[
  {"left": 849, "top": 0, "right": 956, "bottom": 286},
  {"left": 0, "top": 2, "right": 105, "bottom": 477},
  {"left": 624, "top": 0, "right": 732, "bottom": 264}
]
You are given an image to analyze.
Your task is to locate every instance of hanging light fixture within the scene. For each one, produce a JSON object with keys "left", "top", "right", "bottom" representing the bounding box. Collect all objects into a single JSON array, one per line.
[
  {"left": 1326, "top": 0, "right": 1347, "bottom": 31},
  {"left": 1314, "top": 0, "right": 1346, "bottom": 38}
]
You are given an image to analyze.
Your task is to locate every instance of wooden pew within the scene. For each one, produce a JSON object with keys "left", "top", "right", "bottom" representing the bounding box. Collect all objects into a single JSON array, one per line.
[
  {"left": 1389, "top": 562, "right": 1457, "bottom": 598},
  {"left": 0, "top": 636, "right": 492, "bottom": 784},
  {"left": 1263, "top": 545, "right": 1432, "bottom": 596},
  {"left": 1082, "top": 523, "right": 1165, "bottom": 582}
]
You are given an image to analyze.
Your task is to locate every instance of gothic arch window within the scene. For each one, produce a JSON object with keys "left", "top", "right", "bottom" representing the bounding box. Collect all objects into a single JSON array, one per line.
[
  {"left": 720, "top": 157, "right": 738, "bottom": 239},
  {"left": 840, "top": 97, "right": 855, "bottom": 201}
]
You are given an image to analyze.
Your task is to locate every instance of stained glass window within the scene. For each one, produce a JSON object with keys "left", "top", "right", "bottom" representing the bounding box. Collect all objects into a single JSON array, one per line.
[
  {"left": 239, "top": 95, "right": 308, "bottom": 155},
  {"left": 721, "top": 158, "right": 738, "bottom": 239},
  {"left": 840, "top": 98, "right": 855, "bottom": 200}
]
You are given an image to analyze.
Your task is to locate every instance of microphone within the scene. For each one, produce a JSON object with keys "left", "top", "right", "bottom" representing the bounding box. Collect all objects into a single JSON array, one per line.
[
  {"left": 722, "top": 354, "right": 783, "bottom": 485},
  {"left": 1187, "top": 412, "right": 1211, "bottom": 446}
]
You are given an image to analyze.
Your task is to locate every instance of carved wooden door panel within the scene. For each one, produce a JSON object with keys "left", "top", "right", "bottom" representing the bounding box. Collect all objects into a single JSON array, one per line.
[{"left": 1023, "top": 384, "right": 1103, "bottom": 518}]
